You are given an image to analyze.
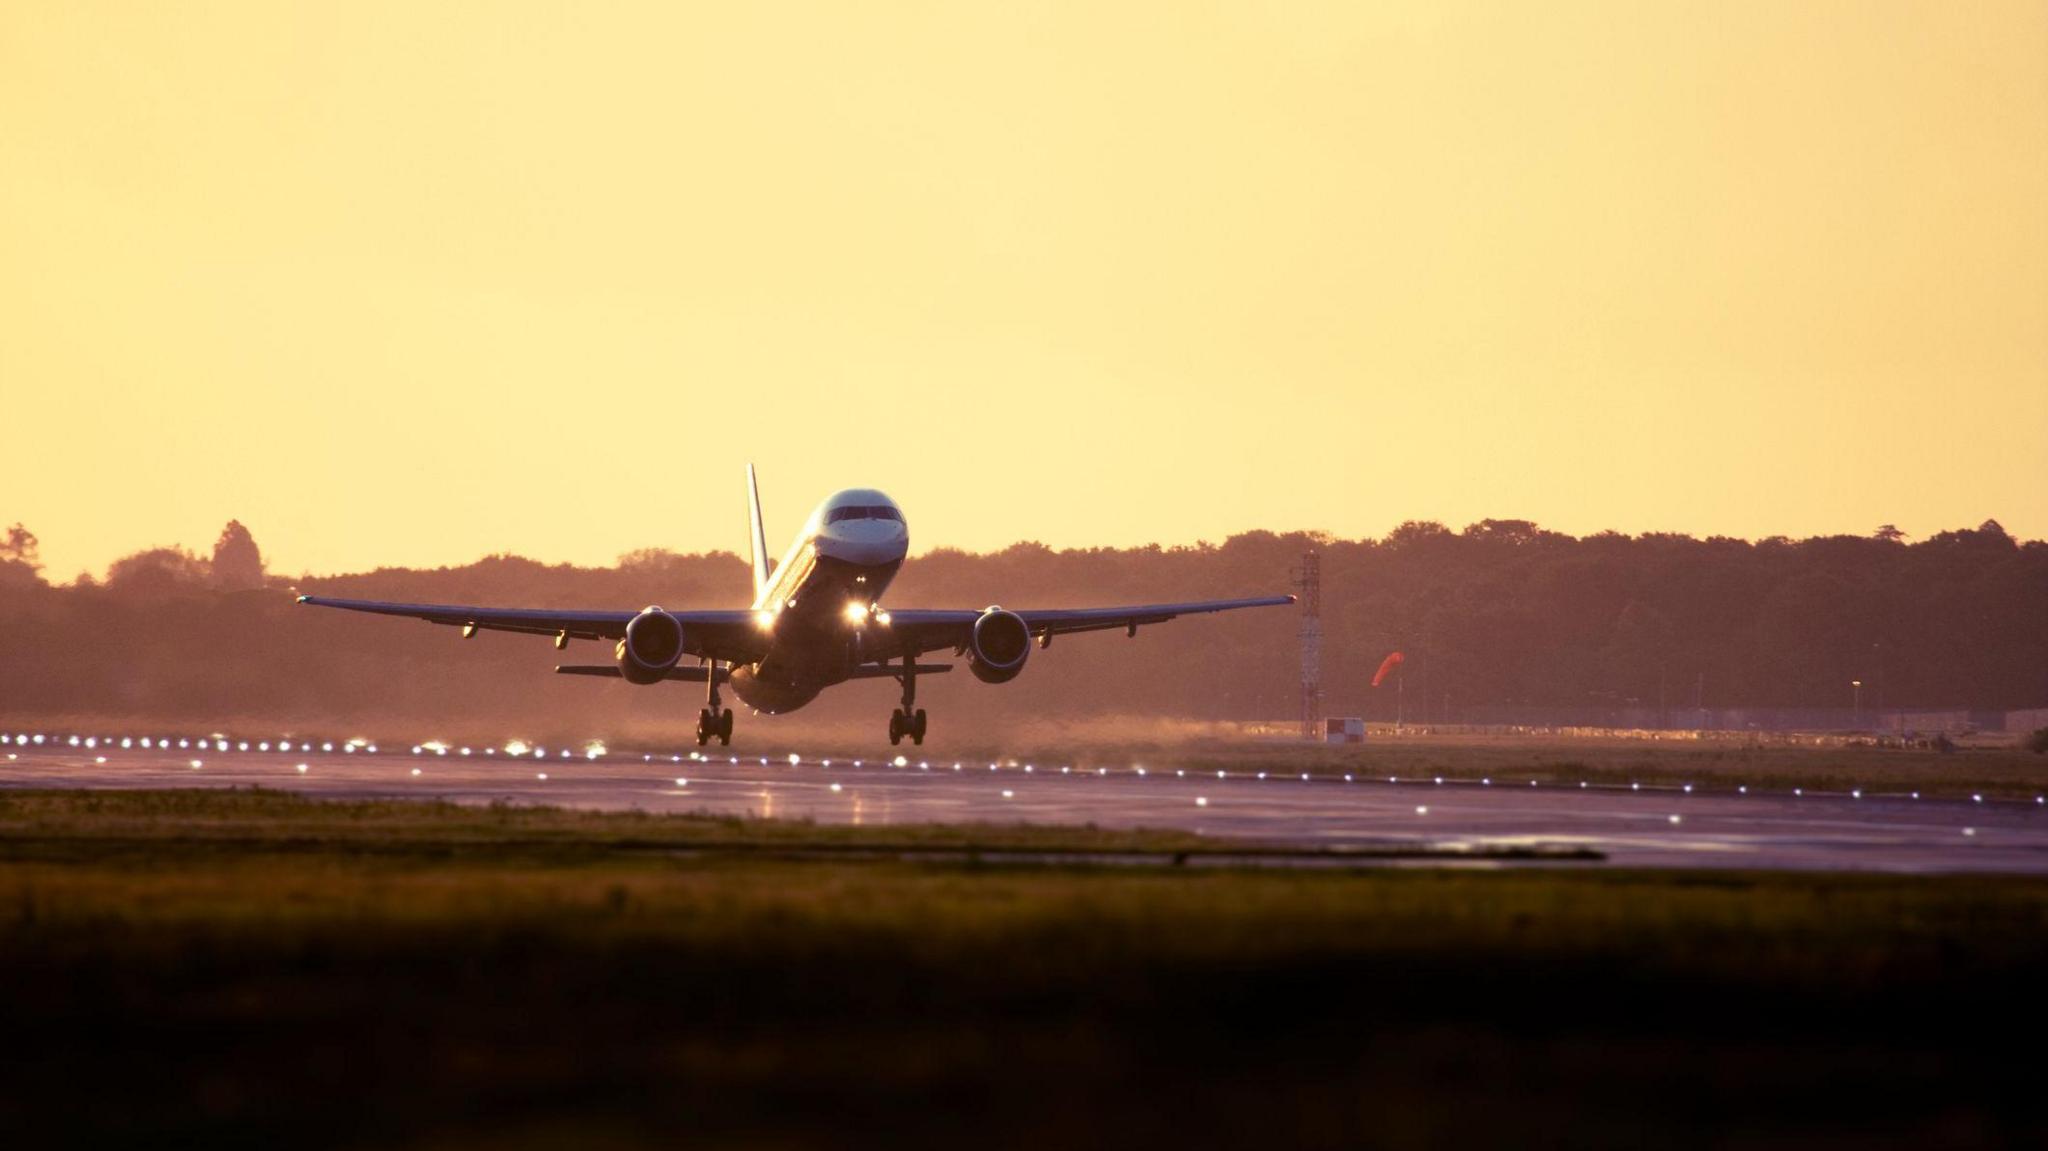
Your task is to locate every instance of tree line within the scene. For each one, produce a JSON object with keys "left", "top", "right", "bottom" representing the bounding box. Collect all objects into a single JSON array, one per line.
[{"left": 0, "top": 518, "right": 2041, "bottom": 734}]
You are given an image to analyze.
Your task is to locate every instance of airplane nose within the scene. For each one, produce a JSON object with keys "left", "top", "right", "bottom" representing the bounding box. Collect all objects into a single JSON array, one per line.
[{"left": 817, "top": 519, "right": 908, "bottom": 566}]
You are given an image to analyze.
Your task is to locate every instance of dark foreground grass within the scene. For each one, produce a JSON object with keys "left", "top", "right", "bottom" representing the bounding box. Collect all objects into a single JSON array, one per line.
[{"left": 2, "top": 790, "right": 2043, "bottom": 1150}]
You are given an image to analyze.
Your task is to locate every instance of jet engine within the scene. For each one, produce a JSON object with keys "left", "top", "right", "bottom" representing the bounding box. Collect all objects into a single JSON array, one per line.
[
  {"left": 967, "top": 607, "right": 1031, "bottom": 684},
  {"left": 615, "top": 607, "right": 686, "bottom": 685}
]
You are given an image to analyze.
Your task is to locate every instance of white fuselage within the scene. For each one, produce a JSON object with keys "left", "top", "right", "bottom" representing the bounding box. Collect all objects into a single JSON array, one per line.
[{"left": 728, "top": 488, "right": 910, "bottom": 713}]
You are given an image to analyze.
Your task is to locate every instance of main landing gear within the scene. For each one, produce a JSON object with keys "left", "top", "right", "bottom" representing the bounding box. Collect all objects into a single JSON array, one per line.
[
  {"left": 696, "top": 662, "right": 733, "bottom": 746},
  {"left": 888, "top": 657, "right": 928, "bottom": 746}
]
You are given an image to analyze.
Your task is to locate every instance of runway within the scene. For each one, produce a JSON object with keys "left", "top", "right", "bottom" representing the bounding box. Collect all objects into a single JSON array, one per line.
[{"left": 5, "top": 735, "right": 2047, "bottom": 873}]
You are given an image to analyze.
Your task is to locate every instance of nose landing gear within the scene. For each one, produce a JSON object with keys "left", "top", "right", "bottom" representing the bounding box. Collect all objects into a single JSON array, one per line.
[{"left": 887, "top": 658, "right": 928, "bottom": 746}]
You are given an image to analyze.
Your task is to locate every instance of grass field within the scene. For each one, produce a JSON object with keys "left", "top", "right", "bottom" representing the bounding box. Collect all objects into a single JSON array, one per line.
[{"left": 2, "top": 789, "right": 2043, "bottom": 1148}]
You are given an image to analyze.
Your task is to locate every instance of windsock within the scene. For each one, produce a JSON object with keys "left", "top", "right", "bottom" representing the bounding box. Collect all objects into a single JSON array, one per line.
[{"left": 1371, "top": 651, "right": 1406, "bottom": 688}]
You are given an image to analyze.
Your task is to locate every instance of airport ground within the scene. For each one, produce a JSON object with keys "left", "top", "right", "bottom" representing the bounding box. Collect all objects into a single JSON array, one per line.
[
  {"left": 3, "top": 726, "right": 2045, "bottom": 1146},
  {"left": 5, "top": 727, "right": 2047, "bottom": 871},
  {"left": 0, "top": 789, "right": 2044, "bottom": 1148}
]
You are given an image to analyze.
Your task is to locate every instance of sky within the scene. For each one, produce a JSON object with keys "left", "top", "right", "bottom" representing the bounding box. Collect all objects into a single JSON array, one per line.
[{"left": 3, "top": 2, "right": 2044, "bottom": 580}]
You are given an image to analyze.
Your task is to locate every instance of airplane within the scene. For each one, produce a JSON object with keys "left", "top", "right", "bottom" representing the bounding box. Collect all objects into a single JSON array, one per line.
[{"left": 297, "top": 466, "right": 1294, "bottom": 747}]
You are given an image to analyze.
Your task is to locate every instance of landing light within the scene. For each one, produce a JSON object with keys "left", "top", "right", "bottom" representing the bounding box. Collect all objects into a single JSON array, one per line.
[
  {"left": 844, "top": 602, "right": 869, "bottom": 624},
  {"left": 875, "top": 611, "right": 892, "bottom": 626}
]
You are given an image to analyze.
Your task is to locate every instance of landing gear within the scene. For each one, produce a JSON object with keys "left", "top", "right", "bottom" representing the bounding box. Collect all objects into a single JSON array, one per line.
[
  {"left": 696, "top": 708, "right": 733, "bottom": 746},
  {"left": 887, "top": 707, "right": 927, "bottom": 746},
  {"left": 887, "top": 659, "right": 928, "bottom": 745},
  {"left": 696, "top": 662, "right": 733, "bottom": 746}
]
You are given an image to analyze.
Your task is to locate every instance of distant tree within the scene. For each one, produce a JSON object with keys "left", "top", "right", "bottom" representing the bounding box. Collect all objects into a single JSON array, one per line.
[
  {"left": 2, "top": 523, "right": 40, "bottom": 568},
  {"left": 1461, "top": 519, "right": 1546, "bottom": 546},
  {"left": 106, "top": 547, "right": 210, "bottom": 594},
  {"left": 0, "top": 523, "right": 44, "bottom": 590},
  {"left": 1873, "top": 524, "right": 1906, "bottom": 543},
  {"left": 209, "top": 520, "right": 266, "bottom": 591},
  {"left": 617, "top": 548, "right": 681, "bottom": 570},
  {"left": 1386, "top": 521, "right": 1452, "bottom": 547}
]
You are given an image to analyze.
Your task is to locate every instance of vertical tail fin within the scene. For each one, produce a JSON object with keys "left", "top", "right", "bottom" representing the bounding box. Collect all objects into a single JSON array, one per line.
[{"left": 746, "top": 463, "right": 770, "bottom": 600}]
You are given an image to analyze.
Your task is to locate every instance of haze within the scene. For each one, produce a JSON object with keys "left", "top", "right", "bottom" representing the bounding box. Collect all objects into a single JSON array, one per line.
[{"left": 3, "top": 2, "right": 2043, "bottom": 581}]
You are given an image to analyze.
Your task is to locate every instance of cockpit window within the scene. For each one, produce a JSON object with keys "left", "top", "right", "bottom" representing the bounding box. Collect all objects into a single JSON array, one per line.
[{"left": 826, "top": 506, "right": 902, "bottom": 524}]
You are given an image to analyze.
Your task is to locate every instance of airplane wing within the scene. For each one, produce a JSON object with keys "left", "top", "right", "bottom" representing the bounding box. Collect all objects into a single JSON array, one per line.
[
  {"left": 880, "top": 595, "right": 1295, "bottom": 659},
  {"left": 294, "top": 595, "right": 770, "bottom": 663}
]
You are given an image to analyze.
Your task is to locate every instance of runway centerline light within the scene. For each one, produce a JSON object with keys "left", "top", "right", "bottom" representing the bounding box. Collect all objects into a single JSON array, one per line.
[
  {"left": 1195, "top": 796, "right": 1208, "bottom": 807},
  {"left": 789, "top": 753, "right": 801, "bottom": 765},
  {"left": 190, "top": 760, "right": 202, "bottom": 769},
  {"left": 1001, "top": 789, "right": 1014, "bottom": 799},
  {"left": 676, "top": 778, "right": 688, "bottom": 787},
  {"left": 411, "top": 767, "right": 421, "bottom": 776},
  {"left": 1668, "top": 814, "right": 1682, "bottom": 824},
  {"left": 296, "top": 764, "right": 307, "bottom": 774},
  {"left": 1415, "top": 805, "right": 1428, "bottom": 815},
  {"left": 94, "top": 756, "right": 105, "bottom": 764},
  {"left": 830, "top": 782, "right": 843, "bottom": 793}
]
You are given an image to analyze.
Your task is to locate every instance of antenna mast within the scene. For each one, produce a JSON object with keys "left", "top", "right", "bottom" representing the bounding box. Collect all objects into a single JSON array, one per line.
[{"left": 1293, "top": 550, "right": 1322, "bottom": 740}]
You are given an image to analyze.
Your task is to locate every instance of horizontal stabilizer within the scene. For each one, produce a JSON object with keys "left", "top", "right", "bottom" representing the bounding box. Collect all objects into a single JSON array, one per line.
[
  {"left": 849, "top": 663, "right": 952, "bottom": 678},
  {"left": 556, "top": 663, "right": 947, "bottom": 682},
  {"left": 554, "top": 665, "right": 728, "bottom": 683}
]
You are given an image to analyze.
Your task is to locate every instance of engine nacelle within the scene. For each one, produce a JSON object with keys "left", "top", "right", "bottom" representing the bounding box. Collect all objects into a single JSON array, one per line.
[
  {"left": 967, "top": 607, "right": 1031, "bottom": 684},
  {"left": 615, "top": 607, "right": 685, "bottom": 685}
]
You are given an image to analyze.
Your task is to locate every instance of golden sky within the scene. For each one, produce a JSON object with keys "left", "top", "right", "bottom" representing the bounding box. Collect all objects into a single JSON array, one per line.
[{"left": 4, "top": 2, "right": 2044, "bottom": 580}]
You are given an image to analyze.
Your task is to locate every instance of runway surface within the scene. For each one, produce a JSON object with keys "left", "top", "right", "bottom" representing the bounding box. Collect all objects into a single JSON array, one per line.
[{"left": 5, "top": 736, "right": 2047, "bottom": 873}]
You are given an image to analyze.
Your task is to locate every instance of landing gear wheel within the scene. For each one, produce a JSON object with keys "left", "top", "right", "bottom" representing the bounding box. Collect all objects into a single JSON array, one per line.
[
  {"left": 911, "top": 708, "right": 927, "bottom": 745},
  {"left": 888, "top": 709, "right": 906, "bottom": 746},
  {"left": 717, "top": 708, "right": 733, "bottom": 746},
  {"left": 695, "top": 709, "right": 714, "bottom": 747}
]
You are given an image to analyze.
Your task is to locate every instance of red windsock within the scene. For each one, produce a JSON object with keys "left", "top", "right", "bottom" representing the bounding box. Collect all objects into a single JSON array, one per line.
[{"left": 1371, "top": 651, "right": 1406, "bottom": 688}]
